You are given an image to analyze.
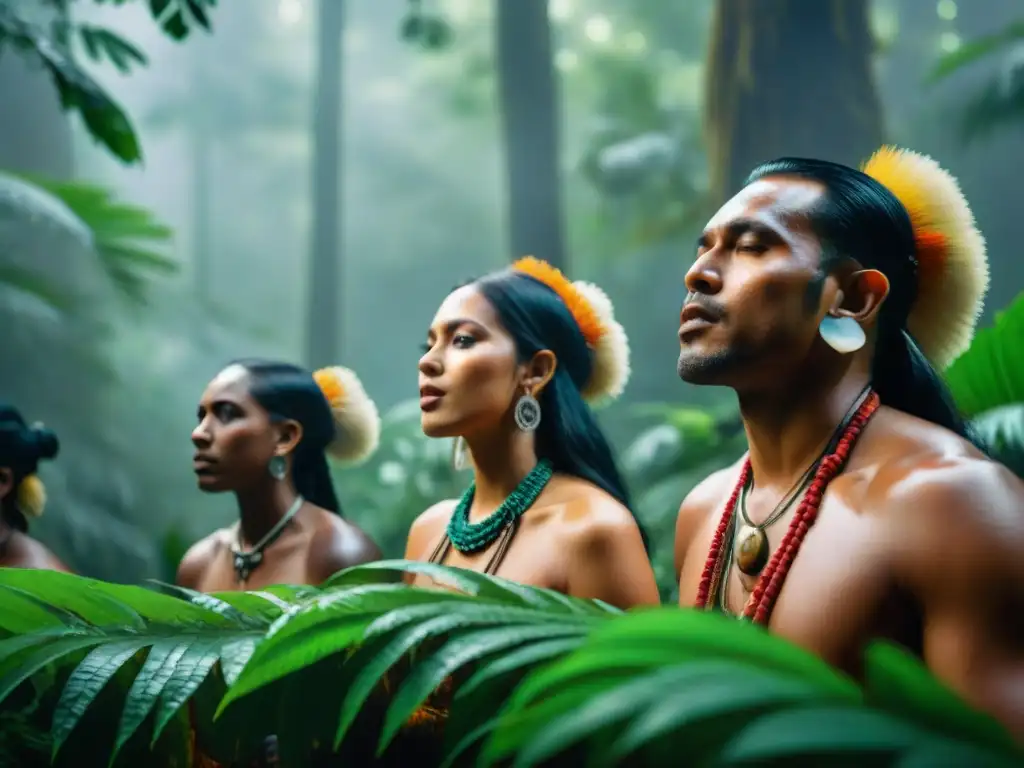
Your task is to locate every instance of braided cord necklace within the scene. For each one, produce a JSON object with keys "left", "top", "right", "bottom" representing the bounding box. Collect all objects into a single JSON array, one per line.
[
  {"left": 731, "top": 386, "right": 870, "bottom": 577},
  {"left": 231, "top": 494, "right": 304, "bottom": 582},
  {"left": 446, "top": 460, "right": 554, "bottom": 554},
  {"left": 700, "top": 388, "right": 880, "bottom": 624}
]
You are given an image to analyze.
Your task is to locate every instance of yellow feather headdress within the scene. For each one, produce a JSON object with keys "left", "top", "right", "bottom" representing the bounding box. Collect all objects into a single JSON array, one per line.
[
  {"left": 312, "top": 366, "right": 381, "bottom": 464},
  {"left": 512, "top": 257, "right": 631, "bottom": 402},
  {"left": 860, "top": 146, "right": 989, "bottom": 369}
]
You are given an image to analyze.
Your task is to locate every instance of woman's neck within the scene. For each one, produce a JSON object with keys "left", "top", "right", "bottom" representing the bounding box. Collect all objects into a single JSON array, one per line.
[
  {"left": 464, "top": 429, "right": 539, "bottom": 520},
  {"left": 233, "top": 481, "right": 301, "bottom": 547}
]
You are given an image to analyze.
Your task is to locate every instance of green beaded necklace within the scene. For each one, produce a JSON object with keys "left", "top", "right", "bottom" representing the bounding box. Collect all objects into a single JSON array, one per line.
[{"left": 446, "top": 459, "right": 554, "bottom": 553}]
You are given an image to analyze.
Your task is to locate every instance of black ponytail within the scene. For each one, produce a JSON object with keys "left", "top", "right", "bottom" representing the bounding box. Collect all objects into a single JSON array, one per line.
[
  {"left": 872, "top": 327, "right": 982, "bottom": 447},
  {"left": 746, "top": 157, "right": 978, "bottom": 441},
  {"left": 476, "top": 273, "right": 649, "bottom": 552},
  {"left": 231, "top": 359, "right": 345, "bottom": 516},
  {"left": 294, "top": 450, "right": 343, "bottom": 515}
]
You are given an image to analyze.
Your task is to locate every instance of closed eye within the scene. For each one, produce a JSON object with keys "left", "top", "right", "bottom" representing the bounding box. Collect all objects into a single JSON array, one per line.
[{"left": 737, "top": 244, "right": 768, "bottom": 254}]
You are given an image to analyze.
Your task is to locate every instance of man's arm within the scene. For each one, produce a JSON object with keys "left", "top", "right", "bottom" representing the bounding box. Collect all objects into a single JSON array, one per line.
[
  {"left": 566, "top": 500, "right": 661, "bottom": 609},
  {"left": 886, "top": 458, "right": 1024, "bottom": 741}
]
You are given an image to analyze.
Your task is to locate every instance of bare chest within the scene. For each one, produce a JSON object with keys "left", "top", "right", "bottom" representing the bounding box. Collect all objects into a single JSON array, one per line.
[
  {"left": 679, "top": 491, "right": 916, "bottom": 672},
  {"left": 411, "top": 522, "right": 567, "bottom": 593},
  {"left": 194, "top": 542, "right": 317, "bottom": 593}
]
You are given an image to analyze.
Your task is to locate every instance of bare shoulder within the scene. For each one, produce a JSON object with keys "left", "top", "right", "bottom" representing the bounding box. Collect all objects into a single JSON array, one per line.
[
  {"left": 547, "top": 476, "right": 644, "bottom": 547},
  {"left": 307, "top": 506, "right": 383, "bottom": 582},
  {"left": 866, "top": 439, "right": 1024, "bottom": 585},
  {"left": 175, "top": 529, "right": 230, "bottom": 588},
  {"left": 678, "top": 459, "right": 743, "bottom": 521},
  {"left": 12, "top": 533, "right": 73, "bottom": 573},
  {"left": 549, "top": 477, "right": 659, "bottom": 607},
  {"left": 675, "top": 459, "right": 743, "bottom": 547},
  {"left": 873, "top": 452, "right": 1024, "bottom": 534},
  {"left": 405, "top": 499, "right": 459, "bottom": 560}
]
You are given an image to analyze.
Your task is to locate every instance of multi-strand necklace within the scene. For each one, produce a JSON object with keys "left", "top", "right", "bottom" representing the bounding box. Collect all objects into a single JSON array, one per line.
[
  {"left": 231, "top": 495, "right": 304, "bottom": 582},
  {"left": 698, "top": 388, "right": 880, "bottom": 625},
  {"left": 446, "top": 460, "right": 554, "bottom": 553}
]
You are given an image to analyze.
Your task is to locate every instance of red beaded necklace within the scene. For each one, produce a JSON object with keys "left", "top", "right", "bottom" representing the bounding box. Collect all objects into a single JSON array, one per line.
[{"left": 695, "top": 390, "right": 881, "bottom": 625}]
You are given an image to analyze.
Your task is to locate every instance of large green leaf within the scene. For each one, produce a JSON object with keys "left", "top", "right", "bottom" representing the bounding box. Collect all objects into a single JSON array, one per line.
[
  {"left": 865, "top": 642, "right": 1020, "bottom": 755},
  {"left": 929, "top": 21, "right": 1024, "bottom": 83},
  {"left": 14, "top": 175, "right": 177, "bottom": 306},
  {"left": 0, "top": 570, "right": 272, "bottom": 764},
  {"left": 944, "top": 292, "right": 1024, "bottom": 417},
  {"left": 970, "top": 404, "right": 1024, "bottom": 478},
  {"left": 3, "top": 565, "right": 1021, "bottom": 766},
  {"left": 500, "top": 662, "right": 835, "bottom": 767}
]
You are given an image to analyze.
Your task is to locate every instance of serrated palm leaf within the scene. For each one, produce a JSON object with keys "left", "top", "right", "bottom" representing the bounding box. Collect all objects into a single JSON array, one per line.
[
  {"left": 864, "top": 642, "right": 1021, "bottom": 755},
  {"left": 326, "top": 559, "right": 605, "bottom": 613},
  {"left": 50, "top": 639, "right": 150, "bottom": 758},
  {"left": 718, "top": 706, "right": 933, "bottom": 763},
  {"left": 607, "top": 674, "right": 822, "bottom": 763},
  {"left": 505, "top": 609, "right": 858, "bottom": 712},
  {"left": 379, "top": 624, "right": 590, "bottom": 753},
  {"left": 0, "top": 570, "right": 228, "bottom": 629},
  {"left": 339, "top": 609, "right": 594, "bottom": 753},
  {"left": 219, "top": 585, "right": 474, "bottom": 710},
  {"left": 456, "top": 636, "right": 585, "bottom": 699},
  {"left": 492, "top": 662, "right": 836, "bottom": 768},
  {"left": 113, "top": 639, "right": 194, "bottom": 755},
  {"left": 0, "top": 571, "right": 275, "bottom": 763}
]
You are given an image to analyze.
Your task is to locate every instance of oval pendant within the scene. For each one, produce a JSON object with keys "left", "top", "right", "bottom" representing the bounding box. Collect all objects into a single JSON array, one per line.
[{"left": 735, "top": 524, "right": 769, "bottom": 576}]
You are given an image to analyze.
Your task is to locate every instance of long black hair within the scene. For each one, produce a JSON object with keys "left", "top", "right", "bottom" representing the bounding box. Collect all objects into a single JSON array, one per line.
[
  {"left": 231, "top": 359, "right": 343, "bottom": 515},
  {"left": 744, "top": 158, "right": 973, "bottom": 441},
  {"left": 0, "top": 403, "right": 60, "bottom": 532},
  {"left": 474, "top": 271, "right": 648, "bottom": 548}
]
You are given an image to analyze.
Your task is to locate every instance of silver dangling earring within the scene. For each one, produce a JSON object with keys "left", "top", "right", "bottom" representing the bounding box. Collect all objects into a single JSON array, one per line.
[
  {"left": 452, "top": 437, "right": 469, "bottom": 471},
  {"left": 514, "top": 393, "right": 542, "bottom": 432},
  {"left": 268, "top": 455, "right": 287, "bottom": 481},
  {"left": 818, "top": 315, "right": 865, "bottom": 354}
]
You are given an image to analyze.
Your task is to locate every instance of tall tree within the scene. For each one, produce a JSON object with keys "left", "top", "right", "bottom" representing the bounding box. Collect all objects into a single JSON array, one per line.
[
  {"left": 705, "top": 0, "right": 885, "bottom": 203},
  {"left": 305, "top": 0, "right": 345, "bottom": 368},
  {"left": 495, "top": 0, "right": 566, "bottom": 268}
]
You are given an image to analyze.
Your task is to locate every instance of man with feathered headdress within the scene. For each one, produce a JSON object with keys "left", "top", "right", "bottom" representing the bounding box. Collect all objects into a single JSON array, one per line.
[{"left": 672, "top": 147, "right": 1024, "bottom": 739}]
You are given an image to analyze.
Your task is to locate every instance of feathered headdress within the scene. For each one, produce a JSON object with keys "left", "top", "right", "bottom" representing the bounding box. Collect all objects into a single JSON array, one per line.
[
  {"left": 860, "top": 146, "right": 989, "bottom": 369},
  {"left": 312, "top": 366, "right": 381, "bottom": 464},
  {"left": 511, "top": 257, "right": 631, "bottom": 402}
]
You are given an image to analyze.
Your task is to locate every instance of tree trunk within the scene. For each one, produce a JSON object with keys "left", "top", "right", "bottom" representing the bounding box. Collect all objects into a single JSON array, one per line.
[
  {"left": 190, "top": 45, "right": 212, "bottom": 311},
  {"left": 705, "top": 0, "right": 884, "bottom": 204},
  {"left": 495, "top": 0, "right": 566, "bottom": 269},
  {"left": 305, "top": 0, "right": 345, "bottom": 368}
]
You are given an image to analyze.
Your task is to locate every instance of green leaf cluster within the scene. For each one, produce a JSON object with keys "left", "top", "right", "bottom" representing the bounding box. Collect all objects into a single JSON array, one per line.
[
  {"left": 0, "top": 0, "right": 216, "bottom": 164},
  {"left": 945, "top": 292, "right": 1024, "bottom": 478},
  {"left": 0, "top": 561, "right": 1019, "bottom": 766}
]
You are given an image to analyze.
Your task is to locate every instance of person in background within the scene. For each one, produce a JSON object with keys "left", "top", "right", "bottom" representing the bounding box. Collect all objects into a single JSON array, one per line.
[
  {"left": 0, "top": 403, "right": 71, "bottom": 572},
  {"left": 177, "top": 359, "right": 383, "bottom": 593}
]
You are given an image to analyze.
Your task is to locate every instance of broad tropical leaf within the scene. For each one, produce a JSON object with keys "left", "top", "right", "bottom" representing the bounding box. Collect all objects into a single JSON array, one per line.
[
  {"left": 944, "top": 292, "right": 1024, "bottom": 417},
  {"left": 1, "top": 563, "right": 1020, "bottom": 767},
  {"left": 970, "top": 404, "right": 1024, "bottom": 478},
  {"left": 930, "top": 21, "right": 1024, "bottom": 83},
  {"left": 476, "top": 609, "right": 1022, "bottom": 767},
  {"left": 0, "top": 569, "right": 282, "bottom": 764},
  {"left": 15, "top": 175, "right": 177, "bottom": 306}
]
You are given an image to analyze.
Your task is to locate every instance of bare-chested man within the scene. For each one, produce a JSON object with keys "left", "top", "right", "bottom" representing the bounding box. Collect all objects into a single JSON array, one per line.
[{"left": 673, "top": 148, "right": 1024, "bottom": 739}]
